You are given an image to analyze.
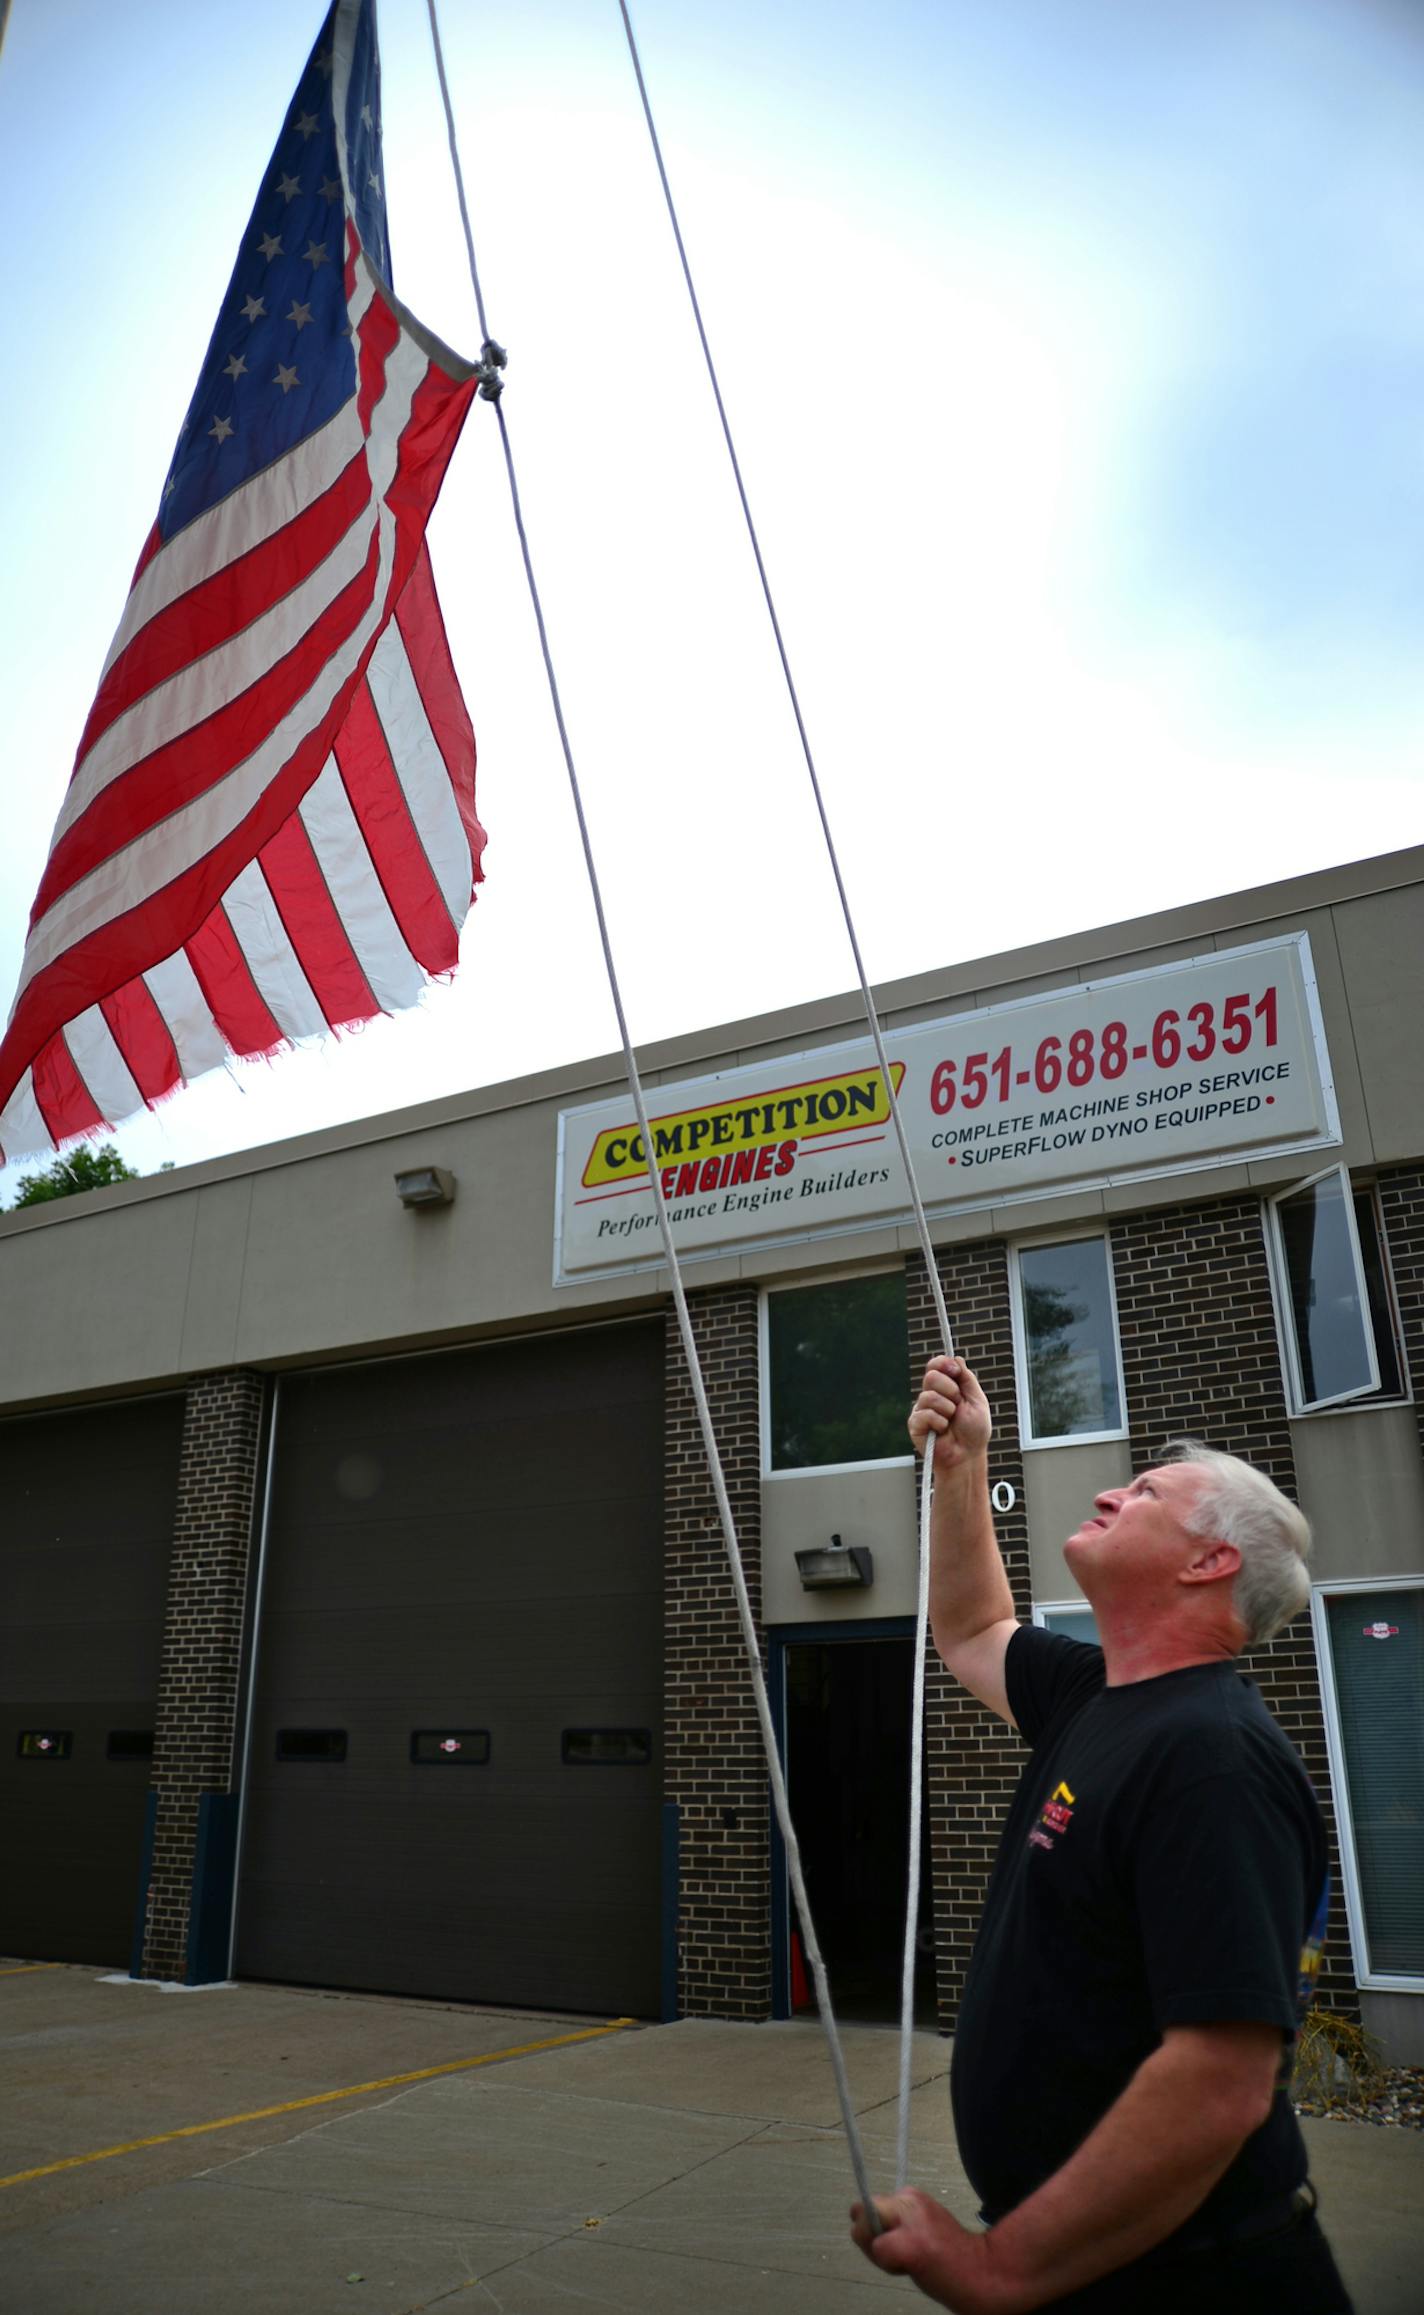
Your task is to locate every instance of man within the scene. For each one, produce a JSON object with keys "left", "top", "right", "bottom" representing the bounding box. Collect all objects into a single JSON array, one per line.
[{"left": 850, "top": 1354, "right": 1352, "bottom": 2314}]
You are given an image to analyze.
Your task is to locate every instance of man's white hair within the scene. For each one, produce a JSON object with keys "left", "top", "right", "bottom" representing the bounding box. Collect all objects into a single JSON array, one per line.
[{"left": 1159, "top": 1440, "right": 1312, "bottom": 1647}]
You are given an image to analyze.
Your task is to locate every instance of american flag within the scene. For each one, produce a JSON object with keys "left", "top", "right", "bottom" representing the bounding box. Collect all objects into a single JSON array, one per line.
[{"left": 0, "top": 0, "right": 485, "bottom": 1162}]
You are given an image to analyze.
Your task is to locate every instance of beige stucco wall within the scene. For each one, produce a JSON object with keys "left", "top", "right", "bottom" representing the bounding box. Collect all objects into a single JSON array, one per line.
[
  {"left": 1023, "top": 1440, "right": 1134, "bottom": 1602},
  {"left": 3, "top": 843, "right": 1422, "bottom": 1415},
  {"left": 1290, "top": 1405, "right": 1424, "bottom": 1582},
  {"left": 760, "top": 1462, "right": 919, "bottom": 1624}
]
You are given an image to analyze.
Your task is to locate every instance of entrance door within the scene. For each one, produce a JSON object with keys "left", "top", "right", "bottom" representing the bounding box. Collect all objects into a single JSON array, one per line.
[{"left": 780, "top": 1631, "right": 934, "bottom": 2023}]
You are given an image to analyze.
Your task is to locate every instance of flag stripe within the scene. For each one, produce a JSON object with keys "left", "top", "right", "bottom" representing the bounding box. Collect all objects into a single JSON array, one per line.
[
  {"left": 222, "top": 859, "right": 329, "bottom": 1040},
  {"left": 332, "top": 676, "right": 460, "bottom": 971},
  {"left": 38, "top": 523, "right": 385, "bottom": 916},
  {"left": 76, "top": 448, "right": 374, "bottom": 775},
  {"left": 257, "top": 809, "right": 377, "bottom": 1029},
  {"left": 100, "top": 979, "right": 182, "bottom": 1106},
  {"left": 185, "top": 909, "right": 285, "bottom": 1055},
  {"left": 32, "top": 1032, "right": 107, "bottom": 1145},
  {"left": 0, "top": 1071, "right": 50, "bottom": 1168},
  {"left": 371, "top": 588, "right": 482, "bottom": 927},
  {"left": 142, "top": 952, "right": 232, "bottom": 1080},
  {"left": 299, "top": 757, "right": 426, "bottom": 1012},
  {"left": 62, "top": 1006, "right": 146, "bottom": 1126},
  {"left": 392, "top": 543, "right": 485, "bottom": 897}
]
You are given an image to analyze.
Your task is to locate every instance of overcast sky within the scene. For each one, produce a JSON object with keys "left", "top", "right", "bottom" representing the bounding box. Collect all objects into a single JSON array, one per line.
[{"left": 2, "top": 0, "right": 1422, "bottom": 1202}]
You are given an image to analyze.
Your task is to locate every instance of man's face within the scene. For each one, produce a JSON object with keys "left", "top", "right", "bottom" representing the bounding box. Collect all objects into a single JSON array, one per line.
[{"left": 1063, "top": 1461, "right": 1217, "bottom": 1604}]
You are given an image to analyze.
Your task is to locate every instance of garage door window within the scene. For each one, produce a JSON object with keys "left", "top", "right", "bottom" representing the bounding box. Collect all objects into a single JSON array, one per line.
[
  {"left": 276, "top": 1728, "right": 348, "bottom": 1762},
  {"left": 562, "top": 1728, "right": 651, "bottom": 1766},
  {"left": 17, "top": 1730, "right": 71, "bottom": 1760},
  {"left": 105, "top": 1730, "right": 154, "bottom": 1760}
]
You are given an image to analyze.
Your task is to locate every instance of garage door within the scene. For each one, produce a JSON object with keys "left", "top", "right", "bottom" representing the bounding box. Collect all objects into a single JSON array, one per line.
[
  {"left": 0, "top": 1395, "right": 184, "bottom": 1965},
  {"left": 234, "top": 1322, "right": 665, "bottom": 2014}
]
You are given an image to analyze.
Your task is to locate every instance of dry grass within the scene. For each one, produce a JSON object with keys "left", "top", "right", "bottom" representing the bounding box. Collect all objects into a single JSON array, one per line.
[{"left": 1292, "top": 2007, "right": 1389, "bottom": 2111}]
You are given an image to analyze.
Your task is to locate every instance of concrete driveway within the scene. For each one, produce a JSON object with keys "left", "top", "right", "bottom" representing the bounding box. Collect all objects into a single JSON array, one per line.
[{"left": 2, "top": 1962, "right": 1419, "bottom": 2312}]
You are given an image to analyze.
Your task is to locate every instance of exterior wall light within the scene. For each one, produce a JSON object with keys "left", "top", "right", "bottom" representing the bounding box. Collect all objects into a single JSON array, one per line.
[
  {"left": 394, "top": 1166, "right": 456, "bottom": 1209},
  {"left": 794, "top": 1533, "right": 874, "bottom": 1591}
]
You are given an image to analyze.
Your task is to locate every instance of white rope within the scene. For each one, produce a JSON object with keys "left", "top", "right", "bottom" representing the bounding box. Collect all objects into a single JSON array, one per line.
[
  {"left": 614, "top": 0, "right": 955, "bottom": 2195},
  {"left": 423, "top": 0, "right": 884, "bottom": 2228}
]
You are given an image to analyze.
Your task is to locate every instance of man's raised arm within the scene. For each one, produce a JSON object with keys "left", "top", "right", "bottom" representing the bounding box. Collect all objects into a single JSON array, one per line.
[{"left": 910, "top": 1358, "right": 1019, "bottom": 1725}]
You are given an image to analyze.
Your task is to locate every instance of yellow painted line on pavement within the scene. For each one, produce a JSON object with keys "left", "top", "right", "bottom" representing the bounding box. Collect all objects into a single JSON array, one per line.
[
  {"left": 0, "top": 1963, "right": 63, "bottom": 1977},
  {"left": 0, "top": 2016, "right": 636, "bottom": 2189}
]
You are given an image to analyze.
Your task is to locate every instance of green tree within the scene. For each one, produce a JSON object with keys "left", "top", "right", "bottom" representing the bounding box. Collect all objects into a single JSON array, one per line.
[{"left": 9, "top": 1143, "right": 141, "bottom": 1208}]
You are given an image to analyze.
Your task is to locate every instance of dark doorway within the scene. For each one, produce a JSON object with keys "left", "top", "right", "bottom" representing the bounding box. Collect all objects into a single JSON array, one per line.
[{"left": 781, "top": 1633, "right": 935, "bottom": 2025}]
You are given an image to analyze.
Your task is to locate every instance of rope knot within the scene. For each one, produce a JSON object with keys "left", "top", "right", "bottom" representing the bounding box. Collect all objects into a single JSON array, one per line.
[{"left": 475, "top": 339, "right": 507, "bottom": 402}]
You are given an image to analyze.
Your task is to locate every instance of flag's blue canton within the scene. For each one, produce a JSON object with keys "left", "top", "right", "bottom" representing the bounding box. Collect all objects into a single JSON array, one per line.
[{"left": 160, "top": 0, "right": 388, "bottom": 543}]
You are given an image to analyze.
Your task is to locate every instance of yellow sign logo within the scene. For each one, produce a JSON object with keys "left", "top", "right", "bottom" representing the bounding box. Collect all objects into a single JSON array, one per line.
[{"left": 581, "top": 1063, "right": 905, "bottom": 1188}]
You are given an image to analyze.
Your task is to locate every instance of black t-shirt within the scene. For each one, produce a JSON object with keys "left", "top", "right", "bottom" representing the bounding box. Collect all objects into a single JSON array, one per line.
[{"left": 950, "top": 1624, "right": 1327, "bottom": 2243}]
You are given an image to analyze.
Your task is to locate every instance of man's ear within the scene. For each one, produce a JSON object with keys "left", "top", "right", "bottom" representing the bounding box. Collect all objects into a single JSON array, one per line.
[{"left": 1179, "top": 1539, "right": 1242, "bottom": 1587}]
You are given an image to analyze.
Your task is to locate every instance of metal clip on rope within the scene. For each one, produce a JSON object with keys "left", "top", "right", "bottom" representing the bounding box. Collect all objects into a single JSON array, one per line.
[{"left": 475, "top": 340, "right": 507, "bottom": 402}]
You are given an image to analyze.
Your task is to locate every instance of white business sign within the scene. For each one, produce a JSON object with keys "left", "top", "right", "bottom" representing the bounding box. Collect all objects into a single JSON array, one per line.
[{"left": 554, "top": 933, "right": 1339, "bottom": 1283}]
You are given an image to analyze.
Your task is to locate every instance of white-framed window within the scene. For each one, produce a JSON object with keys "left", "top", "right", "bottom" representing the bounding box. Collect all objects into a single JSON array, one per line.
[
  {"left": 1032, "top": 1600, "right": 1102, "bottom": 1648},
  {"left": 761, "top": 1268, "right": 913, "bottom": 1476},
  {"left": 1311, "top": 1578, "right": 1424, "bottom": 1991},
  {"left": 1265, "top": 1169, "right": 1406, "bottom": 1415},
  {"left": 1009, "top": 1235, "right": 1128, "bottom": 1449}
]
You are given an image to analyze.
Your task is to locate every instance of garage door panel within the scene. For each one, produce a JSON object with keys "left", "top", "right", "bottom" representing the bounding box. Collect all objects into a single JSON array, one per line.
[
  {"left": 247, "top": 1496, "right": 662, "bottom": 1614},
  {"left": 0, "top": 1397, "right": 181, "bottom": 1965},
  {"left": 249, "top": 1592, "right": 662, "bottom": 1699},
  {"left": 237, "top": 1325, "right": 665, "bottom": 2015}
]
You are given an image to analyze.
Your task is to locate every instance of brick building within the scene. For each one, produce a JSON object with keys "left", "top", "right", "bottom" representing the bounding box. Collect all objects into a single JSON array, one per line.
[{"left": 3, "top": 846, "right": 1422, "bottom": 2061}]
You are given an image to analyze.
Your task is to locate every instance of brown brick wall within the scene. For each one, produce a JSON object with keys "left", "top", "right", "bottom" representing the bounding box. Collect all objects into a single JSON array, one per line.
[
  {"left": 1109, "top": 1195, "right": 1355, "bottom": 2011},
  {"left": 663, "top": 1286, "right": 770, "bottom": 2019},
  {"left": 140, "top": 1370, "right": 266, "bottom": 1981},
  {"left": 1378, "top": 1165, "right": 1424, "bottom": 1462},
  {"left": 907, "top": 1242, "right": 1031, "bottom": 2029}
]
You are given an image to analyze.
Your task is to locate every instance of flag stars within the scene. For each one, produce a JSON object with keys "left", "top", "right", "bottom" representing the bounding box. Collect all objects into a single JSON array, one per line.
[
  {"left": 367, "top": 169, "right": 381, "bottom": 197},
  {"left": 286, "top": 299, "right": 313, "bottom": 331},
  {"left": 294, "top": 108, "right": 319, "bottom": 138},
  {"left": 315, "top": 48, "right": 333, "bottom": 78},
  {"left": 273, "top": 363, "right": 300, "bottom": 394},
  {"left": 276, "top": 172, "right": 302, "bottom": 203},
  {"left": 241, "top": 293, "right": 266, "bottom": 322},
  {"left": 258, "top": 231, "right": 283, "bottom": 262},
  {"left": 319, "top": 174, "right": 340, "bottom": 203},
  {"left": 223, "top": 352, "right": 248, "bottom": 381},
  {"left": 303, "top": 240, "right": 330, "bottom": 269},
  {"left": 209, "top": 414, "right": 234, "bottom": 444},
  {"left": 361, "top": 103, "right": 374, "bottom": 129}
]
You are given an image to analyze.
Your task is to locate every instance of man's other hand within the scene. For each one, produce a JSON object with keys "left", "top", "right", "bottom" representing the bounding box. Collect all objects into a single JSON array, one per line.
[
  {"left": 850, "top": 2191, "right": 1007, "bottom": 2312},
  {"left": 909, "top": 1357, "right": 993, "bottom": 1474}
]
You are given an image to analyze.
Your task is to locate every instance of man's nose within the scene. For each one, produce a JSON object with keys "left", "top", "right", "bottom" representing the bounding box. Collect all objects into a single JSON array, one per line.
[{"left": 1094, "top": 1488, "right": 1124, "bottom": 1514}]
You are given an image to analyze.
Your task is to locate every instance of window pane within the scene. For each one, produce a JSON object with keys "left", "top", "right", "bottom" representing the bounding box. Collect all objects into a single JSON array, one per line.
[
  {"left": 1354, "top": 1192, "right": 1403, "bottom": 1400},
  {"left": 1276, "top": 1174, "right": 1375, "bottom": 1405},
  {"left": 1018, "top": 1240, "right": 1122, "bottom": 1441},
  {"left": 767, "top": 1274, "right": 908, "bottom": 1471},
  {"left": 1326, "top": 1590, "right": 1424, "bottom": 1977},
  {"left": 1041, "top": 1606, "right": 1102, "bottom": 1647}
]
